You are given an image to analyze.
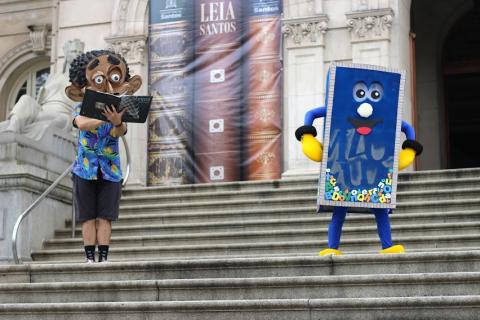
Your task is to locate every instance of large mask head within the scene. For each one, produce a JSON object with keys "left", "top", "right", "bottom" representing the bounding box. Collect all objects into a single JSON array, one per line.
[{"left": 65, "top": 50, "right": 142, "bottom": 101}]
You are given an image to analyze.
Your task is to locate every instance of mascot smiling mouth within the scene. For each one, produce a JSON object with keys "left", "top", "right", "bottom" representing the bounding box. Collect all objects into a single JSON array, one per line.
[{"left": 348, "top": 117, "right": 383, "bottom": 135}]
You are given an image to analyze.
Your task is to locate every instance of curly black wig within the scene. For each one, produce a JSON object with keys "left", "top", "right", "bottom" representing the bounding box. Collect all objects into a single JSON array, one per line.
[{"left": 68, "top": 50, "right": 131, "bottom": 87}]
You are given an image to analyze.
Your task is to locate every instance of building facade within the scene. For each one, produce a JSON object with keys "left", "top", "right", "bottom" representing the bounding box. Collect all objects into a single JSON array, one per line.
[{"left": 0, "top": 0, "right": 478, "bottom": 186}]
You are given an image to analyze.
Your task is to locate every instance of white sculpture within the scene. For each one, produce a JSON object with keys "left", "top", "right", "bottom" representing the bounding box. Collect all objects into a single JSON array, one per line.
[{"left": 0, "top": 39, "right": 85, "bottom": 139}]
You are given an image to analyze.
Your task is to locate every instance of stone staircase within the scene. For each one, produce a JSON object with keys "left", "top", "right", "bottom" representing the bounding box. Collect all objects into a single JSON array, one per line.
[{"left": 1, "top": 168, "right": 480, "bottom": 319}]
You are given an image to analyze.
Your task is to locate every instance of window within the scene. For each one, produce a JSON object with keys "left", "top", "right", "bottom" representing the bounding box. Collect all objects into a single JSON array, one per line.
[{"left": 7, "top": 64, "right": 50, "bottom": 115}]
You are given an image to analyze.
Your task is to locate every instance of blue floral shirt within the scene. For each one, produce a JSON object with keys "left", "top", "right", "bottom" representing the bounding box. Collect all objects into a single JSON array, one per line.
[{"left": 72, "top": 104, "right": 123, "bottom": 182}]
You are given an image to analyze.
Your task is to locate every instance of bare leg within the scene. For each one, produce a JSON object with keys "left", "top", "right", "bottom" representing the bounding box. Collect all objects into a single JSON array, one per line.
[
  {"left": 97, "top": 218, "right": 112, "bottom": 245},
  {"left": 82, "top": 219, "right": 97, "bottom": 245}
]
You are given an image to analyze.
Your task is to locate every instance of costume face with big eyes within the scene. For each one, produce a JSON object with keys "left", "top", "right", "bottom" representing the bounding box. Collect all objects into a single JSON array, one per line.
[
  {"left": 65, "top": 51, "right": 142, "bottom": 102},
  {"left": 327, "top": 67, "right": 401, "bottom": 189},
  {"left": 85, "top": 55, "right": 131, "bottom": 95},
  {"left": 348, "top": 81, "right": 384, "bottom": 136}
]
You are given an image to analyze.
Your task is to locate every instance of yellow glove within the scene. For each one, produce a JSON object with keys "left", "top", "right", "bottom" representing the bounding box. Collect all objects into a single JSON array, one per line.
[
  {"left": 398, "top": 140, "right": 423, "bottom": 171},
  {"left": 398, "top": 148, "right": 415, "bottom": 171},
  {"left": 301, "top": 134, "right": 323, "bottom": 162}
]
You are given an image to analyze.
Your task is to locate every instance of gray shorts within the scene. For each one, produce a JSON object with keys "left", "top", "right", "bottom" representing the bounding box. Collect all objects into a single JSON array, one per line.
[{"left": 73, "top": 174, "right": 121, "bottom": 222}]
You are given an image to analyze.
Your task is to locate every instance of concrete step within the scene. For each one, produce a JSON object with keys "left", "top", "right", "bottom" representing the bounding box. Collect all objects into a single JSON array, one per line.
[
  {"left": 118, "top": 196, "right": 318, "bottom": 214},
  {"left": 398, "top": 187, "right": 480, "bottom": 202},
  {"left": 396, "top": 177, "right": 480, "bottom": 192},
  {"left": 45, "top": 221, "right": 480, "bottom": 250},
  {"left": 117, "top": 196, "right": 480, "bottom": 216},
  {"left": 396, "top": 198, "right": 480, "bottom": 213},
  {"left": 120, "top": 187, "right": 314, "bottom": 206},
  {"left": 122, "top": 178, "right": 318, "bottom": 198},
  {"left": 2, "top": 252, "right": 480, "bottom": 283},
  {"left": 398, "top": 167, "right": 480, "bottom": 183},
  {"left": 1, "top": 296, "right": 479, "bottom": 320},
  {"left": 31, "top": 235, "right": 480, "bottom": 262},
  {"left": 1, "top": 272, "right": 480, "bottom": 303},
  {"left": 60, "top": 209, "right": 480, "bottom": 236},
  {"left": 120, "top": 168, "right": 480, "bottom": 198},
  {"left": 118, "top": 186, "right": 480, "bottom": 207}
]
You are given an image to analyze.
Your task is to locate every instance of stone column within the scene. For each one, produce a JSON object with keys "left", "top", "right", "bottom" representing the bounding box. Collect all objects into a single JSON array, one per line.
[
  {"left": 282, "top": 0, "right": 328, "bottom": 177},
  {"left": 105, "top": 35, "right": 148, "bottom": 186},
  {"left": 346, "top": 6, "right": 394, "bottom": 66},
  {"left": 346, "top": 0, "right": 415, "bottom": 168}
]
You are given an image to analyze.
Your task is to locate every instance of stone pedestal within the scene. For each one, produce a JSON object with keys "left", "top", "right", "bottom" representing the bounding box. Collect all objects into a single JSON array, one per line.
[{"left": 0, "top": 128, "right": 75, "bottom": 263}]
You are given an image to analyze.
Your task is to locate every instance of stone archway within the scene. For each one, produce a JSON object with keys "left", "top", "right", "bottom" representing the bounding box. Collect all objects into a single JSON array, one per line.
[
  {"left": 411, "top": 0, "right": 474, "bottom": 170},
  {"left": 442, "top": 2, "right": 480, "bottom": 168},
  {"left": 0, "top": 41, "right": 50, "bottom": 122}
]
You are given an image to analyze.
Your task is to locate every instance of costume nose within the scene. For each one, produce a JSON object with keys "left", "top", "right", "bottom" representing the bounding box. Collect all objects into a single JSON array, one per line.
[
  {"left": 106, "top": 81, "right": 115, "bottom": 94},
  {"left": 357, "top": 102, "right": 373, "bottom": 118}
]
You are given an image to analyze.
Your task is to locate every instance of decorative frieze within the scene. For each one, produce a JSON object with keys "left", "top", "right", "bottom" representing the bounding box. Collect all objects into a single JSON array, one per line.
[
  {"left": 105, "top": 35, "right": 147, "bottom": 65},
  {"left": 282, "top": 15, "right": 328, "bottom": 46},
  {"left": 346, "top": 9, "right": 394, "bottom": 42}
]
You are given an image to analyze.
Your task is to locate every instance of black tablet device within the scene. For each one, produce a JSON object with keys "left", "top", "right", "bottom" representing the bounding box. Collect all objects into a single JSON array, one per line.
[{"left": 80, "top": 89, "right": 152, "bottom": 123}]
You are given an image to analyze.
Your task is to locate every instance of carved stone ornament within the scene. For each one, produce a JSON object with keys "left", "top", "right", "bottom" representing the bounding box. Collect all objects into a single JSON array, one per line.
[
  {"left": 105, "top": 35, "right": 147, "bottom": 65},
  {"left": 282, "top": 15, "right": 329, "bottom": 45},
  {"left": 346, "top": 9, "right": 394, "bottom": 42},
  {"left": 28, "top": 24, "right": 51, "bottom": 53}
]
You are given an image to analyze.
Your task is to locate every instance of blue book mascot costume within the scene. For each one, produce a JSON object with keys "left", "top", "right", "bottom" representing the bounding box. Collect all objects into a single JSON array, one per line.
[{"left": 295, "top": 63, "right": 423, "bottom": 256}]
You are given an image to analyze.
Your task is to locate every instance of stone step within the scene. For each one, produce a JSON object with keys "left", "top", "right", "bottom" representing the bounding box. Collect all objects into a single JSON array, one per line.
[
  {"left": 118, "top": 186, "right": 480, "bottom": 206},
  {"left": 397, "top": 177, "right": 480, "bottom": 192},
  {"left": 122, "top": 178, "right": 318, "bottom": 197},
  {"left": 119, "top": 196, "right": 318, "bottom": 214},
  {"left": 31, "top": 235, "right": 480, "bottom": 262},
  {"left": 45, "top": 221, "right": 480, "bottom": 250},
  {"left": 120, "top": 168, "right": 480, "bottom": 198},
  {"left": 120, "top": 187, "right": 314, "bottom": 205},
  {"left": 117, "top": 197, "right": 480, "bottom": 216},
  {"left": 60, "top": 210, "right": 480, "bottom": 235},
  {"left": 2, "top": 252, "right": 479, "bottom": 283},
  {"left": 1, "top": 272, "right": 479, "bottom": 303},
  {"left": 399, "top": 167, "right": 480, "bottom": 183},
  {"left": 397, "top": 187, "right": 480, "bottom": 202},
  {"left": 1, "top": 296, "right": 479, "bottom": 320},
  {"left": 61, "top": 207, "right": 480, "bottom": 234}
]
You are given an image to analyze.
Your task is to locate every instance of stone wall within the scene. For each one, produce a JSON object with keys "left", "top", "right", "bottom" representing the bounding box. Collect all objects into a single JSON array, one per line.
[{"left": 0, "top": 128, "right": 75, "bottom": 262}]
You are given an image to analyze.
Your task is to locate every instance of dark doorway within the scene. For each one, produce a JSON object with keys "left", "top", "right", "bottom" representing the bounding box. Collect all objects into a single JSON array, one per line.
[{"left": 443, "top": 2, "right": 480, "bottom": 168}]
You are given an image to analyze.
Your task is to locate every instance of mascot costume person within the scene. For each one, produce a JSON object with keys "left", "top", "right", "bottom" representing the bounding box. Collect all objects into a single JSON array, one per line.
[
  {"left": 295, "top": 63, "right": 423, "bottom": 256},
  {"left": 67, "top": 50, "right": 142, "bottom": 263}
]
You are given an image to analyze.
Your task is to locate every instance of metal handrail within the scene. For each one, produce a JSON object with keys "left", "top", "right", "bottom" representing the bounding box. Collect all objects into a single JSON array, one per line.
[{"left": 11, "top": 136, "right": 131, "bottom": 264}]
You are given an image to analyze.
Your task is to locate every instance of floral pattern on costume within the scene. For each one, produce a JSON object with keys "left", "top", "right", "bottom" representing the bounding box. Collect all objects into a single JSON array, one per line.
[{"left": 72, "top": 104, "right": 123, "bottom": 182}]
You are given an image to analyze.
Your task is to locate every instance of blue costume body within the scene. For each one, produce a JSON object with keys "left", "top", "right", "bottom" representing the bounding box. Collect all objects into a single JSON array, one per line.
[
  {"left": 303, "top": 107, "right": 417, "bottom": 249},
  {"left": 295, "top": 64, "right": 423, "bottom": 254}
]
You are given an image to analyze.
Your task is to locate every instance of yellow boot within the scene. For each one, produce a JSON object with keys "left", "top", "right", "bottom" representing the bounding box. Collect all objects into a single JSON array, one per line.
[
  {"left": 380, "top": 244, "right": 405, "bottom": 254},
  {"left": 319, "top": 248, "right": 343, "bottom": 256}
]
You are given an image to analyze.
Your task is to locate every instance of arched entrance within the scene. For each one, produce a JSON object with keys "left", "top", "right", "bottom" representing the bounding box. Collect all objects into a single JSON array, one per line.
[
  {"left": 442, "top": 2, "right": 480, "bottom": 168},
  {"left": 411, "top": 0, "right": 474, "bottom": 170}
]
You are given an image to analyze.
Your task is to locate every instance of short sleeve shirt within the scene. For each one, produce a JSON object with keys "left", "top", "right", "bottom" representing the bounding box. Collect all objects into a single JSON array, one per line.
[{"left": 72, "top": 103, "right": 123, "bottom": 182}]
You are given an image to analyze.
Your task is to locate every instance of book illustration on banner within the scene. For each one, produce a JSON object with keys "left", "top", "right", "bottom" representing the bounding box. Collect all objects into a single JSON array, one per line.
[
  {"left": 80, "top": 89, "right": 152, "bottom": 123},
  {"left": 148, "top": 0, "right": 195, "bottom": 185},
  {"left": 295, "top": 63, "right": 423, "bottom": 256},
  {"left": 193, "top": 0, "right": 244, "bottom": 183}
]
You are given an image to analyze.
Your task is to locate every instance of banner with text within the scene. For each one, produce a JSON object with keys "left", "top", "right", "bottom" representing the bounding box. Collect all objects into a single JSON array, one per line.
[{"left": 148, "top": 0, "right": 283, "bottom": 185}]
